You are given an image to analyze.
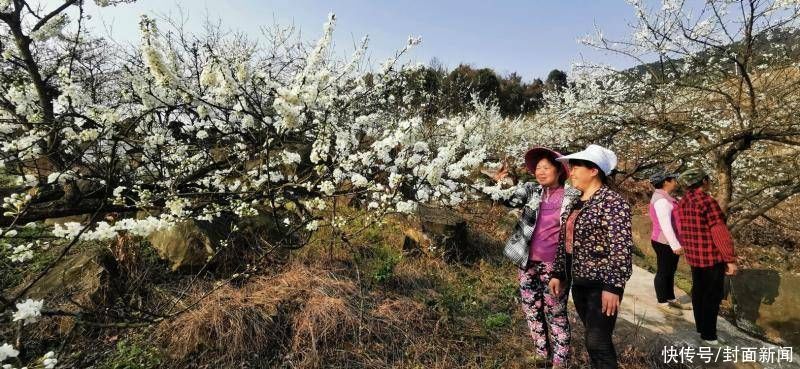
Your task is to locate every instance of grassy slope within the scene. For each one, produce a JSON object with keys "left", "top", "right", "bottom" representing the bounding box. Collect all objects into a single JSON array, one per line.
[{"left": 86, "top": 202, "right": 690, "bottom": 369}]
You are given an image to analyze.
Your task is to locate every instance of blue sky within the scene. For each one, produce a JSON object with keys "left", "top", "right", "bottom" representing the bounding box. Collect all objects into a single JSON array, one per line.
[{"left": 76, "top": 0, "right": 642, "bottom": 82}]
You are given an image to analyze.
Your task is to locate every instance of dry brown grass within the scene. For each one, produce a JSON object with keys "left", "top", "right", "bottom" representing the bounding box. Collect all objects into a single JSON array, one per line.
[
  {"left": 289, "top": 295, "right": 357, "bottom": 367},
  {"left": 156, "top": 264, "right": 358, "bottom": 367}
]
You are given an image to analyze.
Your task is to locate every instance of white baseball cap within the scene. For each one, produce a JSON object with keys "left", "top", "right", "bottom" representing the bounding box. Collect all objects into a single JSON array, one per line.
[{"left": 556, "top": 144, "right": 618, "bottom": 176}]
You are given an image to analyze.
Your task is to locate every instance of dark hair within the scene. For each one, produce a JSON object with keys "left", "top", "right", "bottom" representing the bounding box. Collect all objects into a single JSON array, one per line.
[
  {"left": 568, "top": 159, "right": 609, "bottom": 185},
  {"left": 653, "top": 178, "right": 672, "bottom": 190},
  {"left": 687, "top": 176, "right": 709, "bottom": 190},
  {"left": 535, "top": 156, "right": 566, "bottom": 185}
]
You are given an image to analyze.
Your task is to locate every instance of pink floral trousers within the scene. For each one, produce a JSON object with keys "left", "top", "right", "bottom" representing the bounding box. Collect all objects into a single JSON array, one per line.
[{"left": 518, "top": 261, "right": 571, "bottom": 366}]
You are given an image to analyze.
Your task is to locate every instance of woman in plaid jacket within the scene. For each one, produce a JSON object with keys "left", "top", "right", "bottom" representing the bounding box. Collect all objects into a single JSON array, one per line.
[
  {"left": 502, "top": 147, "right": 580, "bottom": 368},
  {"left": 672, "top": 168, "right": 738, "bottom": 346}
]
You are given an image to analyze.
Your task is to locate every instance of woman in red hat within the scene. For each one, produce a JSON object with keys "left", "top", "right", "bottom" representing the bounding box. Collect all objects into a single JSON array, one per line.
[{"left": 502, "top": 147, "right": 580, "bottom": 368}]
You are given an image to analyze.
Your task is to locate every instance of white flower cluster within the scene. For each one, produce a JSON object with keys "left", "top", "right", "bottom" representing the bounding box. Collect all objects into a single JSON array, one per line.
[
  {"left": 199, "top": 60, "right": 238, "bottom": 103},
  {"left": 0, "top": 343, "right": 18, "bottom": 362},
  {"left": 52, "top": 216, "right": 173, "bottom": 241},
  {"left": 4, "top": 83, "right": 39, "bottom": 119},
  {"left": 31, "top": 14, "right": 69, "bottom": 41},
  {"left": 395, "top": 200, "right": 417, "bottom": 214},
  {"left": 0, "top": 343, "right": 56, "bottom": 369},
  {"left": 12, "top": 298, "right": 43, "bottom": 325},
  {"left": 42, "top": 351, "right": 57, "bottom": 369},
  {"left": 9, "top": 243, "right": 34, "bottom": 263},
  {"left": 2, "top": 193, "right": 32, "bottom": 217},
  {"left": 46, "top": 171, "right": 75, "bottom": 185},
  {"left": 165, "top": 197, "right": 190, "bottom": 218},
  {"left": 139, "top": 15, "right": 177, "bottom": 87},
  {"left": 1, "top": 129, "right": 44, "bottom": 161},
  {"left": 305, "top": 220, "right": 320, "bottom": 231}
]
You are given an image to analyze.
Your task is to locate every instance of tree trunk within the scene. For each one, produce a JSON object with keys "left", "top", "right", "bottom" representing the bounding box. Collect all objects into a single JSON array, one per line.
[{"left": 713, "top": 155, "right": 734, "bottom": 215}]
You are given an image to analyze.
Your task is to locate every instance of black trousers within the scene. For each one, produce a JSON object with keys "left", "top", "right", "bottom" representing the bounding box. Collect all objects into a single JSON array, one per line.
[
  {"left": 691, "top": 263, "right": 726, "bottom": 341},
  {"left": 652, "top": 240, "right": 679, "bottom": 303},
  {"left": 572, "top": 284, "right": 620, "bottom": 369}
]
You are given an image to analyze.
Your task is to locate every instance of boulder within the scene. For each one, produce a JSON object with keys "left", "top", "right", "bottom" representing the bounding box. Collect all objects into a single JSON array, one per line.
[
  {"left": 148, "top": 214, "right": 294, "bottom": 273},
  {"left": 401, "top": 227, "right": 430, "bottom": 257},
  {"left": 24, "top": 247, "right": 117, "bottom": 307},
  {"left": 147, "top": 219, "right": 229, "bottom": 272}
]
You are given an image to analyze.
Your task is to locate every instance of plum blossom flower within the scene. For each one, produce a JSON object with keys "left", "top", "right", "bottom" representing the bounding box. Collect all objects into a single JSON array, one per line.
[
  {"left": 0, "top": 343, "right": 19, "bottom": 361},
  {"left": 13, "top": 299, "right": 43, "bottom": 325},
  {"left": 42, "top": 351, "right": 57, "bottom": 369}
]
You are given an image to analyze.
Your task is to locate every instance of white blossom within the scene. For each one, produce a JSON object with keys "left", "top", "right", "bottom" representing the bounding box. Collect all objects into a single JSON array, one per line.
[
  {"left": 31, "top": 14, "right": 69, "bottom": 41},
  {"left": 0, "top": 343, "right": 19, "bottom": 361},
  {"left": 305, "top": 220, "right": 319, "bottom": 231},
  {"left": 319, "top": 181, "right": 335, "bottom": 196},
  {"left": 52, "top": 222, "right": 84, "bottom": 239},
  {"left": 13, "top": 299, "right": 43, "bottom": 325},
  {"left": 350, "top": 173, "right": 368, "bottom": 188},
  {"left": 395, "top": 200, "right": 417, "bottom": 214},
  {"left": 10, "top": 243, "right": 34, "bottom": 263},
  {"left": 42, "top": 351, "right": 57, "bottom": 369}
]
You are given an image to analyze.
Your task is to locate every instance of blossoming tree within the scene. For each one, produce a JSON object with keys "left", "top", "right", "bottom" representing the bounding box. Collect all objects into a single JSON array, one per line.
[
  {"left": 536, "top": 0, "right": 800, "bottom": 235},
  {"left": 3, "top": 0, "right": 800, "bottom": 366},
  {"left": 0, "top": 1, "right": 540, "bottom": 365}
]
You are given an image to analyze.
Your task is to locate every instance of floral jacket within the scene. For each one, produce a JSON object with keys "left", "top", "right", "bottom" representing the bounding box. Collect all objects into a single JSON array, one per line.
[
  {"left": 503, "top": 182, "right": 581, "bottom": 269},
  {"left": 551, "top": 185, "right": 633, "bottom": 296}
]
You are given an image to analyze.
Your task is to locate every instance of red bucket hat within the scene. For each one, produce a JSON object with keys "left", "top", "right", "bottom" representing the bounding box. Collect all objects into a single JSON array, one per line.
[{"left": 524, "top": 147, "right": 569, "bottom": 183}]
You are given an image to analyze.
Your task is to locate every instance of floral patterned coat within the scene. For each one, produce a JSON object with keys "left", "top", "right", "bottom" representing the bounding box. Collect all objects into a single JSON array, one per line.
[{"left": 551, "top": 185, "right": 633, "bottom": 295}]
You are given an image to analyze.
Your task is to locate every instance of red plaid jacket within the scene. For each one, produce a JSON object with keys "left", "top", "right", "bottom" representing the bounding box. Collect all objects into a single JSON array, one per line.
[{"left": 672, "top": 188, "right": 736, "bottom": 267}]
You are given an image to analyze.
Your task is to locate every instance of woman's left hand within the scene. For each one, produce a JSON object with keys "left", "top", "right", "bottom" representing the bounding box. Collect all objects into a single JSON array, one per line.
[{"left": 601, "top": 291, "right": 620, "bottom": 316}]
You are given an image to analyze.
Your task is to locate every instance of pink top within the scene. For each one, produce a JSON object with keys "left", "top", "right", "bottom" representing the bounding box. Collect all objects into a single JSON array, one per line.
[
  {"left": 648, "top": 189, "right": 682, "bottom": 250},
  {"left": 565, "top": 202, "right": 583, "bottom": 254},
  {"left": 529, "top": 187, "right": 564, "bottom": 263}
]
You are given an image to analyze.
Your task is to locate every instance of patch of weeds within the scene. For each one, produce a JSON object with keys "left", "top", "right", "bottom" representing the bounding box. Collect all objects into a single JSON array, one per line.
[
  {"left": 367, "top": 243, "right": 401, "bottom": 284},
  {"left": 484, "top": 312, "right": 512, "bottom": 330},
  {"left": 97, "top": 339, "right": 163, "bottom": 369},
  {"left": 360, "top": 220, "right": 385, "bottom": 245},
  {"left": 497, "top": 281, "right": 519, "bottom": 304},
  {"left": 436, "top": 274, "right": 481, "bottom": 318},
  {"left": 372, "top": 253, "right": 400, "bottom": 283},
  {"left": 674, "top": 273, "right": 693, "bottom": 294}
]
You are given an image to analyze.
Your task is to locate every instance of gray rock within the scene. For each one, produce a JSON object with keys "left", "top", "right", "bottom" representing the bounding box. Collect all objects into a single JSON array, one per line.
[
  {"left": 147, "top": 219, "right": 229, "bottom": 271},
  {"left": 24, "top": 247, "right": 116, "bottom": 307}
]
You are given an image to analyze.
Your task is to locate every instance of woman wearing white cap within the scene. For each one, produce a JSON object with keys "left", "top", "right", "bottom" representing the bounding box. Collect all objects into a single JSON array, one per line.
[
  {"left": 547, "top": 144, "right": 633, "bottom": 369},
  {"left": 501, "top": 147, "right": 580, "bottom": 368}
]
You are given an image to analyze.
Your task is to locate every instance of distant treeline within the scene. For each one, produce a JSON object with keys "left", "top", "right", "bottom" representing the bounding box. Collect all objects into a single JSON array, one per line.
[{"left": 370, "top": 59, "right": 568, "bottom": 118}]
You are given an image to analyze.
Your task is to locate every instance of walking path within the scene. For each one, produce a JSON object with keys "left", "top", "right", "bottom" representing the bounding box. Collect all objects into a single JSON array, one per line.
[{"left": 618, "top": 265, "right": 800, "bottom": 369}]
